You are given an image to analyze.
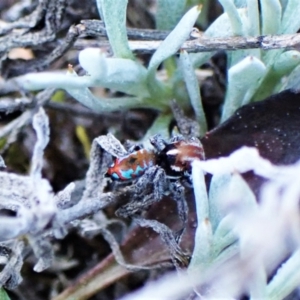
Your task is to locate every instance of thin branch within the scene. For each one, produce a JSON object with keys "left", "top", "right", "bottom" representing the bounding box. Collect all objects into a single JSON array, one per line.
[
  {"left": 0, "top": 88, "right": 55, "bottom": 141},
  {"left": 4, "top": 18, "right": 300, "bottom": 77},
  {"left": 79, "top": 20, "right": 170, "bottom": 41},
  {"left": 0, "top": 97, "right": 33, "bottom": 113},
  {"left": 74, "top": 33, "right": 300, "bottom": 54},
  {"left": 181, "top": 33, "right": 300, "bottom": 52},
  {"left": 45, "top": 101, "right": 123, "bottom": 119}
]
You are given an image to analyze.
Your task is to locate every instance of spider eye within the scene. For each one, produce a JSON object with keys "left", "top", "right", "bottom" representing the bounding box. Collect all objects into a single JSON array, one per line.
[{"left": 128, "top": 157, "right": 137, "bottom": 164}]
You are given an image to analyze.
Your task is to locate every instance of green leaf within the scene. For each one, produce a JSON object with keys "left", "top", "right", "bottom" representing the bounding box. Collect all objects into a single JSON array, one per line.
[
  {"left": 249, "top": 266, "right": 267, "bottom": 299},
  {"left": 147, "top": 5, "right": 201, "bottom": 99},
  {"left": 266, "top": 250, "right": 300, "bottom": 299},
  {"left": 218, "top": 0, "right": 244, "bottom": 35},
  {"left": 246, "top": 0, "right": 260, "bottom": 36},
  {"left": 221, "top": 56, "right": 266, "bottom": 122},
  {"left": 0, "top": 289, "right": 11, "bottom": 300},
  {"left": 273, "top": 50, "right": 300, "bottom": 75},
  {"left": 79, "top": 48, "right": 149, "bottom": 97},
  {"left": 148, "top": 5, "right": 201, "bottom": 73},
  {"left": 281, "top": 0, "right": 300, "bottom": 34},
  {"left": 190, "top": 7, "right": 248, "bottom": 68},
  {"left": 282, "top": 64, "right": 300, "bottom": 91},
  {"left": 254, "top": 50, "right": 300, "bottom": 101},
  {"left": 179, "top": 50, "right": 207, "bottom": 135},
  {"left": 156, "top": 0, "right": 186, "bottom": 30},
  {"left": 260, "top": 0, "right": 282, "bottom": 34},
  {"left": 65, "top": 67, "right": 153, "bottom": 112},
  {"left": 188, "top": 161, "right": 212, "bottom": 271},
  {"left": 96, "top": 0, "right": 133, "bottom": 59},
  {"left": 211, "top": 214, "right": 237, "bottom": 258},
  {"left": 148, "top": 5, "right": 201, "bottom": 100},
  {"left": 208, "top": 173, "right": 232, "bottom": 232}
]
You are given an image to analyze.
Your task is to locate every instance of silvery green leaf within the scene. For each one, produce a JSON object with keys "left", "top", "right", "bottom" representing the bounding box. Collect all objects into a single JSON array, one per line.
[
  {"left": 18, "top": 71, "right": 91, "bottom": 91},
  {"left": 156, "top": 0, "right": 186, "bottom": 30},
  {"left": 188, "top": 160, "right": 212, "bottom": 271},
  {"left": 148, "top": 5, "right": 201, "bottom": 73},
  {"left": 209, "top": 173, "right": 232, "bottom": 232},
  {"left": 209, "top": 172, "right": 256, "bottom": 237},
  {"left": 233, "top": 0, "right": 247, "bottom": 6},
  {"left": 0, "top": 289, "right": 10, "bottom": 300},
  {"left": 96, "top": 0, "right": 133, "bottom": 59},
  {"left": 209, "top": 170, "right": 256, "bottom": 227},
  {"left": 282, "top": 64, "right": 300, "bottom": 90},
  {"left": 218, "top": 0, "right": 244, "bottom": 35},
  {"left": 192, "top": 160, "right": 209, "bottom": 222},
  {"left": 229, "top": 172, "right": 257, "bottom": 209},
  {"left": 211, "top": 215, "right": 237, "bottom": 258},
  {"left": 260, "top": 0, "right": 282, "bottom": 34},
  {"left": 281, "top": 0, "right": 300, "bottom": 33},
  {"left": 63, "top": 66, "right": 153, "bottom": 113},
  {"left": 20, "top": 50, "right": 148, "bottom": 97},
  {"left": 79, "top": 48, "right": 149, "bottom": 97},
  {"left": 226, "top": 7, "right": 258, "bottom": 67},
  {"left": 78, "top": 48, "right": 107, "bottom": 78},
  {"left": 188, "top": 216, "right": 213, "bottom": 271},
  {"left": 246, "top": 0, "right": 259, "bottom": 36},
  {"left": 180, "top": 50, "right": 207, "bottom": 135},
  {"left": 249, "top": 266, "right": 267, "bottom": 299},
  {"left": 221, "top": 56, "right": 266, "bottom": 122},
  {"left": 212, "top": 241, "right": 239, "bottom": 265},
  {"left": 253, "top": 51, "right": 300, "bottom": 101},
  {"left": 99, "top": 58, "right": 148, "bottom": 97},
  {"left": 266, "top": 249, "right": 300, "bottom": 299},
  {"left": 190, "top": 8, "right": 248, "bottom": 68},
  {"left": 147, "top": 5, "right": 201, "bottom": 99},
  {"left": 67, "top": 88, "right": 149, "bottom": 112},
  {"left": 244, "top": 0, "right": 260, "bottom": 59},
  {"left": 249, "top": 264, "right": 269, "bottom": 300},
  {"left": 273, "top": 50, "right": 300, "bottom": 75}
]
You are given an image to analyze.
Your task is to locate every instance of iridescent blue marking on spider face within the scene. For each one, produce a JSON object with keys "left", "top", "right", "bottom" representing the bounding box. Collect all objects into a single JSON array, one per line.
[
  {"left": 120, "top": 165, "right": 144, "bottom": 180},
  {"left": 106, "top": 149, "right": 156, "bottom": 181}
]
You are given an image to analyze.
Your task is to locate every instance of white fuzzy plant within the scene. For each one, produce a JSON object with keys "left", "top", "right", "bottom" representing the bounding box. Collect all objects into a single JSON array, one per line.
[{"left": 119, "top": 148, "right": 300, "bottom": 299}]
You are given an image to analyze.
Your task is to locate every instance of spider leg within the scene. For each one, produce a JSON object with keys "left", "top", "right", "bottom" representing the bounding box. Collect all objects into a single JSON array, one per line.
[
  {"left": 116, "top": 194, "right": 156, "bottom": 218},
  {"left": 170, "top": 99, "right": 200, "bottom": 138},
  {"left": 149, "top": 134, "right": 168, "bottom": 152},
  {"left": 169, "top": 134, "right": 185, "bottom": 143},
  {"left": 124, "top": 140, "right": 144, "bottom": 153},
  {"left": 134, "top": 216, "right": 190, "bottom": 269},
  {"left": 169, "top": 180, "right": 188, "bottom": 243},
  {"left": 116, "top": 166, "right": 167, "bottom": 218}
]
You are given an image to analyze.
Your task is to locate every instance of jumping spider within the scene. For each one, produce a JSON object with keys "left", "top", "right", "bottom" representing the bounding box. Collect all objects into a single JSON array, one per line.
[{"left": 98, "top": 101, "right": 204, "bottom": 248}]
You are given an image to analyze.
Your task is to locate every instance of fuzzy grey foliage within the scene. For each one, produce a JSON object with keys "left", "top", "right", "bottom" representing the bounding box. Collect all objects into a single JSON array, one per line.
[{"left": 0, "top": 109, "right": 118, "bottom": 288}]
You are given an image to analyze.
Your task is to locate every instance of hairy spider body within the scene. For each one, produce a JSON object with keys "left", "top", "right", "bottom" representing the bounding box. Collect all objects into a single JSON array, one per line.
[
  {"left": 104, "top": 134, "right": 204, "bottom": 227},
  {"left": 156, "top": 138, "right": 205, "bottom": 179},
  {"left": 105, "top": 149, "right": 156, "bottom": 180},
  {"left": 97, "top": 101, "right": 204, "bottom": 268}
]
